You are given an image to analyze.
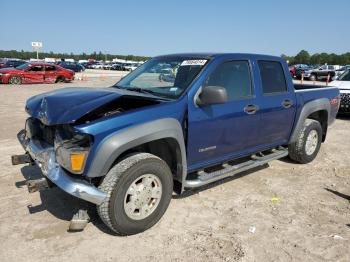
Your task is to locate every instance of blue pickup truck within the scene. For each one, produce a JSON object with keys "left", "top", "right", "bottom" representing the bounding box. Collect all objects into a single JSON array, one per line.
[{"left": 12, "top": 53, "right": 340, "bottom": 235}]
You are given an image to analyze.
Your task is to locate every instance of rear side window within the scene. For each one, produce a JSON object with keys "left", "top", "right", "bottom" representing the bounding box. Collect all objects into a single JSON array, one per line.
[
  {"left": 28, "top": 65, "right": 44, "bottom": 72},
  {"left": 45, "top": 65, "right": 56, "bottom": 71},
  {"left": 258, "top": 61, "right": 287, "bottom": 94}
]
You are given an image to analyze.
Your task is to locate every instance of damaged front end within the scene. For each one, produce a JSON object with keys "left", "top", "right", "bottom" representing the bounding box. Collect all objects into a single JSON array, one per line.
[
  {"left": 13, "top": 87, "right": 166, "bottom": 205},
  {"left": 14, "top": 119, "right": 107, "bottom": 205}
]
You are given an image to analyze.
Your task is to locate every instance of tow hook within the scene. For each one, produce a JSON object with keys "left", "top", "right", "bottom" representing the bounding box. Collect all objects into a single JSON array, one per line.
[
  {"left": 68, "top": 209, "right": 90, "bottom": 232},
  {"left": 11, "top": 153, "right": 33, "bottom": 165},
  {"left": 26, "top": 178, "right": 51, "bottom": 193}
]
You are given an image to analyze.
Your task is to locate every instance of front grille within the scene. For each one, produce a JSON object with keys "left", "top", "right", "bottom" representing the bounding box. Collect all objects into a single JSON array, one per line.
[
  {"left": 26, "top": 118, "right": 56, "bottom": 145},
  {"left": 341, "top": 93, "right": 350, "bottom": 104}
]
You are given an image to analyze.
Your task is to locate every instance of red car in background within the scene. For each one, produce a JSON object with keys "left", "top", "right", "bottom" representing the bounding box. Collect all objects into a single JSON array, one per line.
[
  {"left": 0, "top": 63, "right": 74, "bottom": 84},
  {"left": 289, "top": 65, "right": 296, "bottom": 77}
]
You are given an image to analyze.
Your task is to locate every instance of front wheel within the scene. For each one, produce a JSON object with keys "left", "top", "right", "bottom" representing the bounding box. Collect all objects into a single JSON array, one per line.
[
  {"left": 8, "top": 76, "right": 22, "bottom": 85},
  {"left": 97, "top": 153, "right": 173, "bottom": 235},
  {"left": 288, "top": 119, "right": 322, "bottom": 164}
]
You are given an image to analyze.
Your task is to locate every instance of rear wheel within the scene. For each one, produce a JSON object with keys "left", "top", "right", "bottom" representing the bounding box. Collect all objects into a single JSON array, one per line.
[
  {"left": 288, "top": 119, "right": 322, "bottom": 164},
  {"left": 309, "top": 74, "right": 317, "bottom": 81},
  {"left": 8, "top": 76, "right": 21, "bottom": 85},
  {"left": 55, "top": 76, "right": 66, "bottom": 83},
  {"left": 97, "top": 153, "right": 173, "bottom": 235}
]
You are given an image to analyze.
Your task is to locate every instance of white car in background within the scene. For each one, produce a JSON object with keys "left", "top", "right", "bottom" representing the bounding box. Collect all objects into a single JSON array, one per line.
[
  {"left": 91, "top": 63, "right": 104, "bottom": 69},
  {"left": 124, "top": 63, "right": 138, "bottom": 71},
  {"left": 331, "top": 70, "right": 350, "bottom": 114},
  {"left": 335, "top": 65, "right": 350, "bottom": 76}
]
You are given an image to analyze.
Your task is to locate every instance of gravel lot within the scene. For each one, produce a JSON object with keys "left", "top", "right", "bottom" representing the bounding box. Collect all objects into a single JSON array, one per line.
[{"left": 0, "top": 71, "right": 349, "bottom": 262}]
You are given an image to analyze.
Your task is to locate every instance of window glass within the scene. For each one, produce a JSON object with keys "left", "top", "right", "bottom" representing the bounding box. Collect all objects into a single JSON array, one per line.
[
  {"left": 28, "top": 65, "right": 44, "bottom": 72},
  {"left": 46, "top": 65, "right": 56, "bottom": 71},
  {"left": 115, "top": 57, "right": 207, "bottom": 99},
  {"left": 339, "top": 70, "right": 350, "bottom": 81},
  {"left": 203, "top": 60, "right": 252, "bottom": 101},
  {"left": 258, "top": 61, "right": 287, "bottom": 94}
]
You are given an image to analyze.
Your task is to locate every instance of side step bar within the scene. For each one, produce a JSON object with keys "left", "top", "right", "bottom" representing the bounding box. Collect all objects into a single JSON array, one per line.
[{"left": 184, "top": 147, "right": 288, "bottom": 189}]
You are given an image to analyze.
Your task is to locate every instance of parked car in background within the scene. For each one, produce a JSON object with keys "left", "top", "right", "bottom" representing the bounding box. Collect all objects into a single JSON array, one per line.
[
  {"left": 294, "top": 65, "right": 313, "bottom": 79},
  {"left": 103, "top": 63, "right": 113, "bottom": 70},
  {"left": 331, "top": 69, "right": 350, "bottom": 114},
  {"left": 305, "top": 65, "right": 339, "bottom": 81},
  {"left": 0, "top": 59, "right": 26, "bottom": 69},
  {"left": 57, "top": 62, "right": 85, "bottom": 72},
  {"left": 123, "top": 63, "right": 138, "bottom": 71},
  {"left": 0, "top": 63, "right": 74, "bottom": 84},
  {"left": 91, "top": 63, "right": 105, "bottom": 69},
  {"left": 110, "top": 63, "right": 123, "bottom": 70},
  {"left": 335, "top": 65, "right": 350, "bottom": 76},
  {"left": 290, "top": 64, "right": 309, "bottom": 78},
  {"left": 289, "top": 65, "right": 296, "bottom": 77}
]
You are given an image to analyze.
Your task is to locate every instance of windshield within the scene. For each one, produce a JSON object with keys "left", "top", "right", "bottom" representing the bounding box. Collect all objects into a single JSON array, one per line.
[
  {"left": 16, "top": 63, "right": 30, "bottom": 70},
  {"left": 114, "top": 56, "right": 208, "bottom": 99},
  {"left": 339, "top": 70, "right": 350, "bottom": 81}
]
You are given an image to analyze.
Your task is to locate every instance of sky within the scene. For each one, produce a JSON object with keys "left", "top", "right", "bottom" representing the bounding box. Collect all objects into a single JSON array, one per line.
[{"left": 0, "top": 0, "right": 349, "bottom": 57}]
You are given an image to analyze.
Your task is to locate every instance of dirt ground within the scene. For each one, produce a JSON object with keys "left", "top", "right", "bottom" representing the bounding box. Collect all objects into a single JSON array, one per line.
[{"left": 0, "top": 72, "right": 349, "bottom": 262}]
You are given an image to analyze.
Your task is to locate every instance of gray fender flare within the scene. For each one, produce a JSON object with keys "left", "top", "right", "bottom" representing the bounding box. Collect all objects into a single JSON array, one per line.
[
  {"left": 86, "top": 118, "right": 187, "bottom": 183},
  {"left": 289, "top": 98, "right": 330, "bottom": 143}
]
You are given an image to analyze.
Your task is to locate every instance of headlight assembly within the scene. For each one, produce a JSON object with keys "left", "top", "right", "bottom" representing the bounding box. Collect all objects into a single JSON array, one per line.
[{"left": 54, "top": 126, "right": 93, "bottom": 174}]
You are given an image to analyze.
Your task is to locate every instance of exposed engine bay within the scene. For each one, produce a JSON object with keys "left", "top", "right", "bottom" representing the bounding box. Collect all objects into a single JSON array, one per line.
[{"left": 77, "top": 95, "right": 161, "bottom": 124}]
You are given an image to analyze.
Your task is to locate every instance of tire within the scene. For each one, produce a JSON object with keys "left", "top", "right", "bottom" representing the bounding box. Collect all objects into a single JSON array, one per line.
[
  {"left": 97, "top": 153, "right": 173, "bottom": 235},
  {"left": 288, "top": 119, "right": 322, "bottom": 164},
  {"left": 56, "top": 76, "right": 66, "bottom": 83},
  {"left": 8, "top": 76, "right": 21, "bottom": 85},
  {"left": 309, "top": 74, "right": 317, "bottom": 81}
]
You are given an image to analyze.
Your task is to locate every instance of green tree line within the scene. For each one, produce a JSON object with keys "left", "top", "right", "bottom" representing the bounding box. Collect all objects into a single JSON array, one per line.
[
  {"left": 281, "top": 50, "right": 350, "bottom": 65},
  {"left": 0, "top": 49, "right": 150, "bottom": 62}
]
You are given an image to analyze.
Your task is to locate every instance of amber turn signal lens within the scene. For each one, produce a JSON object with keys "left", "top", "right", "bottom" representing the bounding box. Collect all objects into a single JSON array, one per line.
[{"left": 70, "top": 153, "right": 86, "bottom": 172}]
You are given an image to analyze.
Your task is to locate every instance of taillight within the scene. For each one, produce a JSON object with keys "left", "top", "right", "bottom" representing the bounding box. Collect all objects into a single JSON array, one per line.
[{"left": 330, "top": 96, "right": 340, "bottom": 108}]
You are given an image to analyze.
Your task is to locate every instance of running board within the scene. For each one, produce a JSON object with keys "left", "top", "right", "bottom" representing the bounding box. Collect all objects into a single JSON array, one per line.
[{"left": 184, "top": 147, "right": 288, "bottom": 189}]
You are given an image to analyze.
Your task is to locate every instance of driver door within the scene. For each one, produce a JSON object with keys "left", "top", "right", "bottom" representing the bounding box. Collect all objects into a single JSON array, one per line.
[
  {"left": 23, "top": 65, "right": 45, "bottom": 83},
  {"left": 187, "top": 59, "right": 261, "bottom": 171}
]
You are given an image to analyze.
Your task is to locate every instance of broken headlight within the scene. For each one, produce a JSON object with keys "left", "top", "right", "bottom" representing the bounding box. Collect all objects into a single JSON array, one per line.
[{"left": 54, "top": 126, "right": 93, "bottom": 174}]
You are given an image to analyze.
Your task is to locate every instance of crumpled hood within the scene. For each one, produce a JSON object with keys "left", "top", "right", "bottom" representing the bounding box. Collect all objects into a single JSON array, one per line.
[{"left": 25, "top": 87, "right": 154, "bottom": 125}]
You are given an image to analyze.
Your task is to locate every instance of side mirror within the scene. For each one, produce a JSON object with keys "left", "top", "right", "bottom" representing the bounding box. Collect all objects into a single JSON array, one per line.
[{"left": 196, "top": 85, "right": 228, "bottom": 106}]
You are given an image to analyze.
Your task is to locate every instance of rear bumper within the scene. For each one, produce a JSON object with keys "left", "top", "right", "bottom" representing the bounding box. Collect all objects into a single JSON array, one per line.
[{"left": 17, "top": 129, "right": 106, "bottom": 205}]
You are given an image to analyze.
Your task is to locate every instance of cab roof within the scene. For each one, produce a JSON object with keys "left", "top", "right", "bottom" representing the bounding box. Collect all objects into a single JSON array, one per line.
[{"left": 156, "top": 53, "right": 284, "bottom": 62}]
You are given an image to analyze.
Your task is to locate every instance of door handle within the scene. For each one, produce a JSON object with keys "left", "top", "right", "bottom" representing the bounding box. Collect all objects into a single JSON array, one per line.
[
  {"left": 244, "top": 104, "right": 258, "bottom": 114},
  {"left": 282, "top": 99, "right": 293, "bottom": 108}
]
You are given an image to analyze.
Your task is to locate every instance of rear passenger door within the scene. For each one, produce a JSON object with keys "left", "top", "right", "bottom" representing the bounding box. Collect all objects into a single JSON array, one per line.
[
  {"left": 256, "top": 60, "right": 296, "bottom": 146},
  {"left": 44, "top": 65, "right": 58, "bottom": 83}
]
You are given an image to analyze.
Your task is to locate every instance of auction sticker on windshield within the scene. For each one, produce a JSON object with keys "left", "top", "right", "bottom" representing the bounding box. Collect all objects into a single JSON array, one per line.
[{"left": 181, "top": 60, "right": 207, "bottom": 66}]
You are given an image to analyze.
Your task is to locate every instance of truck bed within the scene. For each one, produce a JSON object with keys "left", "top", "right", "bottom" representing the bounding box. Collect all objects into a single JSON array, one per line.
[{"left": 294, "top": 84, "right": 332, "bottom": 90}]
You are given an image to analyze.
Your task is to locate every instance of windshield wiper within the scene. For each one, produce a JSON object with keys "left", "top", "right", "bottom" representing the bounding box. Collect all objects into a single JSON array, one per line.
[{"left": 125, "top": 87, "right": 172, "bottom": 99}]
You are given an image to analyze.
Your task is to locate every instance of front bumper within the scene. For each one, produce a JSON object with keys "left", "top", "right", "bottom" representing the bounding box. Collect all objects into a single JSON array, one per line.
[
  {"left": 339, "top": 92, "right": 350, "bottom": 113},
  {"left": 17, "top": 129, "right": 107, "bottom": 205}
]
